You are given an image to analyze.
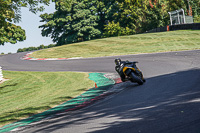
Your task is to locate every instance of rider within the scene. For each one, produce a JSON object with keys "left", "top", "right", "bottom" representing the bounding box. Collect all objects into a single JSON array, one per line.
[{"left": 115, "top": 58, "right": 129, "bottom": 82}]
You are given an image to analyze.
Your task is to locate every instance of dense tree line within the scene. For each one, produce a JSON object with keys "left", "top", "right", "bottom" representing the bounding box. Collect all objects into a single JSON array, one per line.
[{"left": 17, "top": 44, "right": 56, "bottom": 53}]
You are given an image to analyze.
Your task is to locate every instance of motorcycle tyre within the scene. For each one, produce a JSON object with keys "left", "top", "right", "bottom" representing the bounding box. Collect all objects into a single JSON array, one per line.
[{"left": 130, "top": 72, "right": 144, "bottom": 85}]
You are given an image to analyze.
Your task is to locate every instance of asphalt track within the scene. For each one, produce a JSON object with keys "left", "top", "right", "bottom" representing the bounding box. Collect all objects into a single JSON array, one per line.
[{"left": 0, "top": 50, "right": 200, "bottom": 133}]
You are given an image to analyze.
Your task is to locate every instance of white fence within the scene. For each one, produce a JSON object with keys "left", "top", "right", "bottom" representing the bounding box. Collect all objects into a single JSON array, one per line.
[{"left": 0, "top": 66, "right": 3, "bottom": 81}]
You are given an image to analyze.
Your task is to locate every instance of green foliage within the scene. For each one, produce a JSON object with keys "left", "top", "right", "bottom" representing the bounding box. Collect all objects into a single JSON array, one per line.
[
  {"left": 167, "top": 0, "right": 187, "bottom": 12},
  {"left": 167, "top": 0, "right": 199, "bottom": 17},
  {"left": 190, "top": 0, "right": 200, "bottom": 23},
  {"left": 194, "top": 16, "right": 200, "bottom": 23},
  {"left": 103, "top": 0, "right": 167, "bottom": 35},
  {"left": 142, "top": 0, "right": 169, "bottom": 32},
  {"left": 103, "top": 21, "right": 134, "bottom": 37},
  {"left": 103, "top": 0, "right": 199, "bottom": 36},
  {"left": 17, "top": 44, "right": 56, "bottom": 53},
  {"left": 0, "top": 22, "right": 26, "bottom": 45},
  {"left": 40, "top": 0, "right": 102, "bottom": 45},
  {"left": 0, "top": 0, "right": 51, "bottom": 45}
]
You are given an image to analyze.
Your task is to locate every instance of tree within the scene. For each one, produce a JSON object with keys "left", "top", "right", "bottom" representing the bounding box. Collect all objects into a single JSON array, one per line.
[
  {"left": 48, "top": 44, "right": 56, "bottom": 48},
  {"left": 103, "top": 0, "right": 193, "bottom": 35},
  {"left": 103, "top": 0, "right": 169, "bottom": 35},
  {"left": 17, "top": 48, "right": 24, "bottom": 53},
  {"left": 39, "top": 44, "right": 45, "bottom": 49},
  {"left": 40, "top": 0, "right": 102, "bottom": 45},
  {"left": 103, "top": 21, "right": 133, "bottom": 37},
  {"left": 141, "top": 0, "right": 169, "bottom": 32},
  {"left": 0, "top": 0, "right": 50, "bottom": 45},
  {"left": 167, "top": 0, "right": 186, "bottom": 11},
  {"left": 189, "top": 0, "right": 200, "bottom": 22}
]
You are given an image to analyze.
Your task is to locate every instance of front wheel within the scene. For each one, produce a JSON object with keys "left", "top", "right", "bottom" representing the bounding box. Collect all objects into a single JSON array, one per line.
[{"left": 130, "top": 72, "right": 144, "bottom": 85}]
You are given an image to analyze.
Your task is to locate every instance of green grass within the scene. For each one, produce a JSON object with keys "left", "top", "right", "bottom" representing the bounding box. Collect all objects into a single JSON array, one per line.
[
  {"left": 0, "top": 71, "right": 94, "bottom": 127},
  {"left": 31, "top": 30, "right": 200, "bottom": 58}
]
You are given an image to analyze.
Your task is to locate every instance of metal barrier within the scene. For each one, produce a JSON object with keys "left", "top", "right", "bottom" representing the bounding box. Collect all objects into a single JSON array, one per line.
[
  {"left": 147, "top": 23, "right": 200, "bottom": 33},
  {"left": 169, "top": 23, "right": 200, "bottom": 31},
  {"left": 0, "top": 66, "right": 3, "bottom": 81},
  {"left": 147, "top": 26, "right": 167, "bottom": 33}
]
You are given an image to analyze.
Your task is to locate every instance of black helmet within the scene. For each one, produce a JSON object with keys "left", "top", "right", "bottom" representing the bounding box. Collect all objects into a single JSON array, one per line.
[{"left": 115, "top": 58, "right": 121, "bottom": 65}]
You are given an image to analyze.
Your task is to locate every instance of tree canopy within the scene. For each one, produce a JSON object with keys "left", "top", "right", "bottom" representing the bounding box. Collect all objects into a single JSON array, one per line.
[
  {"left": 40, "top": 0, "right": 103, "bottom": 45},
  {"left": 0, "top": 0, "right": 50, "bottom": 45}
]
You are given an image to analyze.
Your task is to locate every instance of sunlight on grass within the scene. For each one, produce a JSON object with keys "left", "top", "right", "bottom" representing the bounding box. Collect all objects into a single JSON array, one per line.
[
  {"left": 31, "top": 30, "right": 200, "bottom": 58},
  {"left": 0, "top": 71, "right": 94, "bottom": 127}
]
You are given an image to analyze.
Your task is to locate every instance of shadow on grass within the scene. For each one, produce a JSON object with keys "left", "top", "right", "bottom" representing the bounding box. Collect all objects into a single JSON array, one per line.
[
  {"left": 0, "top": 83, "right": 17, "bottom": 90},
  {"left": 47, "top": 96, "right": 74, "bottom": 105},
  {"left": 76, "top": 88, "right": 88, "bottom": 92},
  {"left": 0, "top": 106, "right": 50, "bottom": 127},
  {"left": 0, "top": 83, "right": 114, "bottom": 131},
  {"left": 0, "top": 83, "right": 18, "bottom": 95},
  {"left": 25, "top": 69, "right": 200, "bottom": 133}
]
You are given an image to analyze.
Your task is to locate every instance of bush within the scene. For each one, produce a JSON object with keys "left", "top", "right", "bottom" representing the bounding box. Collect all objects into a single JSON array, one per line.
[
  {"left": 17, "top": 44, "right": 56, "bottom": 53},
  {"left": 194, "top": 16, "right": 200, "bottom": 23},
  {"left": 103, "top": 22, "right": 135, "bottom": 37}
]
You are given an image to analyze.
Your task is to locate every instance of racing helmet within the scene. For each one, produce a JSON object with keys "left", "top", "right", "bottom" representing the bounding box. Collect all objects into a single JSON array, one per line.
[{"left": 115, "top": 58, "right": 121, "bottom": 65}]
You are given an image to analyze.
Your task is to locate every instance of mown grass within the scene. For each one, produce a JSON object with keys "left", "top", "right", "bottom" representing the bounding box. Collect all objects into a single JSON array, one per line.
[
  {"left": 31, "top": 30, "right": 200, "bottom": 58},
  {"left": 0, "top": 71, "right": 94, "bottom": 127}
]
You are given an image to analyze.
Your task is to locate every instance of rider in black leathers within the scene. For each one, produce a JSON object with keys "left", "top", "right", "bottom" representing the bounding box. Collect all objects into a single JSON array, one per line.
[{"left": 115, "top": 58, "right": 130, "bottom": 82}]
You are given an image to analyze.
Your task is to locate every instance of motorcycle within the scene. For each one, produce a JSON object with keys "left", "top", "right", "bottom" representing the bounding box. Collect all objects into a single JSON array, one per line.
[{"left": 115, "top": 60, "right": 145, "bottom": 85}]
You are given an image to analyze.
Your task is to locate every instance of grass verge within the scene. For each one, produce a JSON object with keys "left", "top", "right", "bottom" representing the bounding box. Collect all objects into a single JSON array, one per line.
[
  {"left": 0, "top": 71, "right": 94, "bottom": 127},
  {"left": 31, "top": 30, "right": 200, "bottom": 58}
]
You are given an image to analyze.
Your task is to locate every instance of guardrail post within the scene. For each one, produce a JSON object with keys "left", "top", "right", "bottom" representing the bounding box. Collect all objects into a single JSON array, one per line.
[{"left": 0, "top": 66, "right": 3, "bottom": 82}]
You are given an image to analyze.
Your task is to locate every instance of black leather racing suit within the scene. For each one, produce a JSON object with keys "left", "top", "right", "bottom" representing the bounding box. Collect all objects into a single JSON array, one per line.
[{"left": 115, "top": 61, "right": 130, "bottom": 82}]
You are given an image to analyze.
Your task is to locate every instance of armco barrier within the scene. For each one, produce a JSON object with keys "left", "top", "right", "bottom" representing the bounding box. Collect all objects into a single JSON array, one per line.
[
  {"left": 147, "top": 26, "right": 167, "bottom": 33},
  {"left": 147, "top": 23, "right": 200, "bottom": 33},
  {"left": 169, "top": 23, "right": 200, "bottom": 31},
  {"left": 0, "top": 66, "right": 3, "bottom": 81}
]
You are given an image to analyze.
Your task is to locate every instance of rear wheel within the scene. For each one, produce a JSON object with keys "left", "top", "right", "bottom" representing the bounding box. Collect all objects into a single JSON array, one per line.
[{"left": 130, "top": 72, "right": 144, "bottom": 85}]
